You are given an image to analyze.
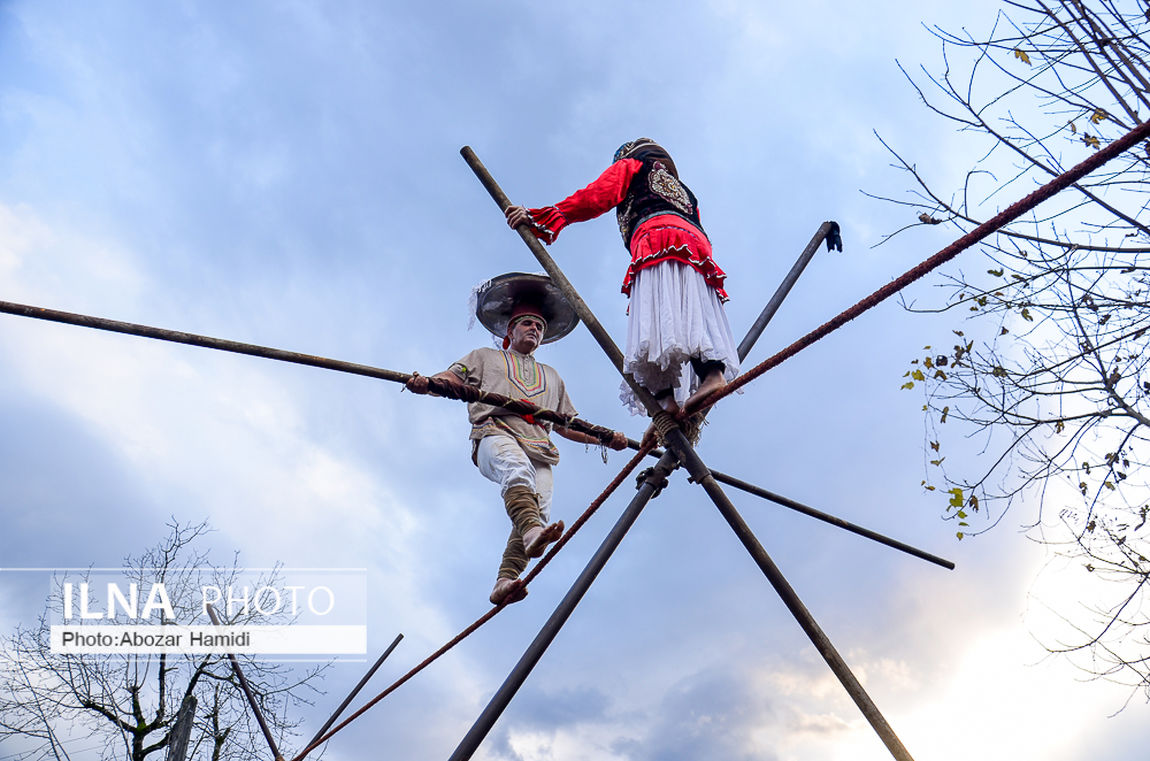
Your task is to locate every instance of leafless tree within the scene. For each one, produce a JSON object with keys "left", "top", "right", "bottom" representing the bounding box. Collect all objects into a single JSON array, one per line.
[
  {"left": 869, "top": 0, "right": 1150, "bottom": 701},
  {"left": 0, "top": 520, "right": 328, "bottom": 760}
]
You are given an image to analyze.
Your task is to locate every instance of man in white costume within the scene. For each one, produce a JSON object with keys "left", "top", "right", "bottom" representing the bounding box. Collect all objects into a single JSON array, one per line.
[{"left": 407, "top": 273, "right": 628, "bottom": 604}]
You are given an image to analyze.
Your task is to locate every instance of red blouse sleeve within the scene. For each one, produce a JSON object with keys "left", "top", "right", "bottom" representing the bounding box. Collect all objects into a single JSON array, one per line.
[{"left": 526, "top": 159, "right": 641, "bottom": 243}]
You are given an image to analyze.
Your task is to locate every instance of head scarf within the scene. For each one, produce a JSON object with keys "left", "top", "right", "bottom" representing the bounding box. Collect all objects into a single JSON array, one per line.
[
  {"left": 613, "top": 137, "right": 659, "bottom": 162},
  {"left": 502, "top": 302, "right": 548, "bottom": 349}
]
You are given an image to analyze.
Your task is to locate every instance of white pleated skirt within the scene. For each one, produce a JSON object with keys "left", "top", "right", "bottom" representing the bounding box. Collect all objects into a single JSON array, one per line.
[{"left": 620, "top": 259, "right": 740, "bottom": 415}]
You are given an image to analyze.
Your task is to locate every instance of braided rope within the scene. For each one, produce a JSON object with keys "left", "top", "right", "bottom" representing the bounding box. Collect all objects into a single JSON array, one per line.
[
  {"left": 291, "top": 438, "right": 656, "bottom": 761},
  {"left": 415, "top": 375, "right": 620, "bottom": 446},
  {"left": 684, "top": 119, "right": 1150, "bottom": 416}
]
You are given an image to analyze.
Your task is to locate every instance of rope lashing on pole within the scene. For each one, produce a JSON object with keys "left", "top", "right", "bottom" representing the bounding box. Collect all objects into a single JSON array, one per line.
[
  {"left": 683, "top": 118, "right": 1150, "bottom": 417},
  {"left": 289, "top": 438, "right": 656, "bottom": 761},
  {"left": 0, "top": 299, "right": 622, "bottom": 448}
]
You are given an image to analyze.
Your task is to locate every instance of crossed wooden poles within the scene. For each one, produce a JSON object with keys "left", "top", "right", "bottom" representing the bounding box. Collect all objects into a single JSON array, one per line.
[
  {"left": 11, "top": 115, "right": 1150, "bottom": 757},
  {"left": 0, "top": 203, "right": 945, "bottom": 761},
  {"left": 451, "top": 147, "right": 922, "bottom": 761},
  {"left": 0, "top": 168, "right": 951, "bottom": 760}
]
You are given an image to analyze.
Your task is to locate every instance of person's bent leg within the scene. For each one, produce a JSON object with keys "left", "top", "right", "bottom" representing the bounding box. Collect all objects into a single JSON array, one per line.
[
  {"left": 687, "top": 358, "right": 727, "bottom": 408},
  {"left": 478, "top": 435, "right": 545, "bottom": 535},
  {"left": 491, "top": 527, "right": 530, "bottom": 605}
]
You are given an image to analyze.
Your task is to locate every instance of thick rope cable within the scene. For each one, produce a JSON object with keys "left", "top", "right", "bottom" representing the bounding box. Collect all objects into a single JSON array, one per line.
[
  {"left": 290, "top": 438, "right": 656, "bottom": 761},
  {"left": 684, "top": 119, "right": 1150, "bottom": 416},
  {"left": 412, "top": 375, "right": 621, "bottom": 446}
]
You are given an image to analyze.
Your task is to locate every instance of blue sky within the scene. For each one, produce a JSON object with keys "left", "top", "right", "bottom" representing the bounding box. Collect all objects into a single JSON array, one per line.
[{"left": 1, "top": 1, "right": 1147, "bottom": 759}]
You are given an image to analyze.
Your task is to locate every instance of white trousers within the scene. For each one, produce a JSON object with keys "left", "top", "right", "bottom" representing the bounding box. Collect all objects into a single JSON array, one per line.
[{"left": 476, "top": 434, "right": 553, "bottom": 523}]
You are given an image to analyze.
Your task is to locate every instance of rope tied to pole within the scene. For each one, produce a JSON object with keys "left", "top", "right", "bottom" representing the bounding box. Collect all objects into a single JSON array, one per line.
[{"left": 650, "top": 410, "right": 679, "bottom": 439}]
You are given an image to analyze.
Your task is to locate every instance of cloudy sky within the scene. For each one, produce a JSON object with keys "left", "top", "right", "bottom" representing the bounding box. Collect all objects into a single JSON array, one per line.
[{"left": 1, "top": 1, "right": 1146, "bottom": 759}]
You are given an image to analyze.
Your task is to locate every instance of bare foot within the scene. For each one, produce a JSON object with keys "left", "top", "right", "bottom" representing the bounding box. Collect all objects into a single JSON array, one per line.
[
  {"left": 685, "top": 370, "right": 726, "bottom": 412},
  {"left": 490, "top": 577, "right": 528, "bottom": 605},
  {"left": 523, "top": 520, "right": 565, "bottom": 558}
]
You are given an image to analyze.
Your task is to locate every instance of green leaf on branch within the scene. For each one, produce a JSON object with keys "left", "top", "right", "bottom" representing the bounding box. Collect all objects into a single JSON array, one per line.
[{"left": 947, "top": 487, "right": 965, "bottom": 508}]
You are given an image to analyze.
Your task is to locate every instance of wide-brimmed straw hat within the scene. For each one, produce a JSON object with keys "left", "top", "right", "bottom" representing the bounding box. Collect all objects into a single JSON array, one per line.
[{"left": 473, "top": 272, "right": 579, "bottom": 344}]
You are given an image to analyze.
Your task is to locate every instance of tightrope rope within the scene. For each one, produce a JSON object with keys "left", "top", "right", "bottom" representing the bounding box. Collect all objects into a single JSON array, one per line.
[
  {"left": 290, "top": 438, "right": 656, "bottom": 761},
  {"left": 685, "top": 119, "right": 1150, "bottom": 416}
]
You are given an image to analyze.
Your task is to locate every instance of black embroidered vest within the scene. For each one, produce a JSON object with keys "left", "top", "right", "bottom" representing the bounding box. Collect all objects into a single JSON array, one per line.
[{"left": 615, "top": 150, "right": 705, "bottom": 248}]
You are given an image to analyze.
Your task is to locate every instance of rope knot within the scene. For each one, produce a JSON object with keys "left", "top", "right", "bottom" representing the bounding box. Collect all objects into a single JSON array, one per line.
[{"left": 651, "top": 411, "right": 678, "bottom": 438}]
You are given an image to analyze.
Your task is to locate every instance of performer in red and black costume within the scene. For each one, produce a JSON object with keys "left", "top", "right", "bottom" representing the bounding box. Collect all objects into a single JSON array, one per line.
[{"left": 506, "top": 137, "right": 739, "bottom": 416}]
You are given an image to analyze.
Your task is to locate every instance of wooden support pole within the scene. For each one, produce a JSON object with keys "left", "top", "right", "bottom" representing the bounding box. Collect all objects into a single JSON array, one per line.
[
  {"left": 627, "top": 218, "right": 953, "bottom": 570},
  {"left": 302, "top": 633, "right": 404, "bottom": 756},
  {"left": 627, "top": 440, "right": 954, "bottom": 569},
  {"left": 0, "top": 298, "right": 619, "bottom": 446},
  {"left": 165, "top": 693, "right": 198, "bottom": 761},
  {"left": 205, "top": 604, "right": 284, "bottom": 761},
  {"left": 0, "top": 294, "right": 933, "bottom": 568},
  {"left": 459, "top": 146, "right": 916, "bottom": 761},
  {"left": 0, "top": 299, "right": 409, "bottom": 382},
  {"left": 446, "top": 455, "right": 676, "bottom": 761},
  {"left": 737, "top": 220, "right": 840, "bottom": 360},
  {"left": 460, "top": 146, "right": 664, "bottom": 417},
  {"left": 659, "top": 425, "right": 916, "bottom": 761}
]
